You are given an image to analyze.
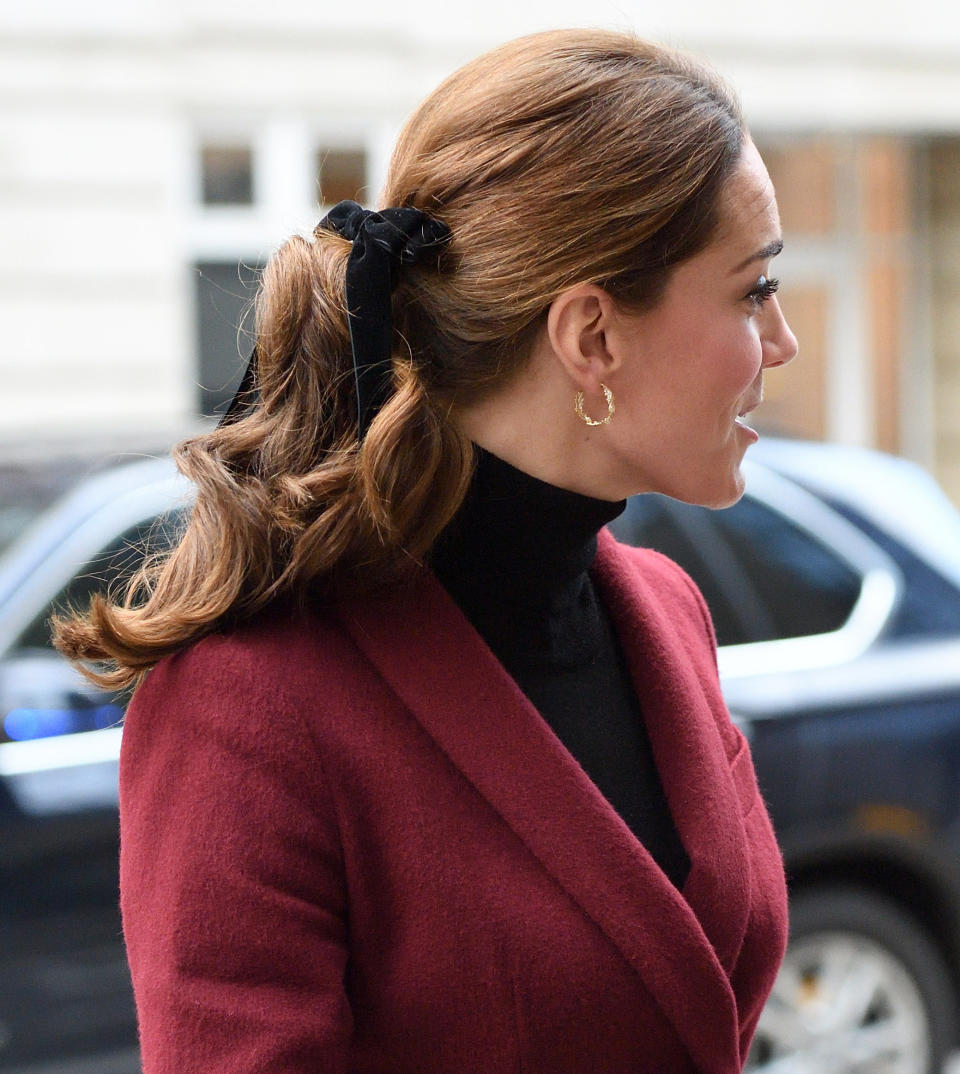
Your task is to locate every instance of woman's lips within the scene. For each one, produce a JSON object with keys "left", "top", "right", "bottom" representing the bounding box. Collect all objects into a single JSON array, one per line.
[{"left": 734, "top": 400, "right": 762, "bottom": 440}]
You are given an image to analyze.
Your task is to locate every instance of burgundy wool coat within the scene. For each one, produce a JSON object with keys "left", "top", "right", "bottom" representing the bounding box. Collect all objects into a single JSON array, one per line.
[{"left": 119, "top": 530, "right": 788, "bottom": 1074}]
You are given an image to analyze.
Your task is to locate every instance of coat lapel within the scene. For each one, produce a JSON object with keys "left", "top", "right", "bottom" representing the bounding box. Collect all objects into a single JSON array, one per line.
[
  {"left": 340, "top": 543, "right": 745, "bottom": 1074},
  {"left": 592, "top": 530, "right": 752, "bottom": 975}
]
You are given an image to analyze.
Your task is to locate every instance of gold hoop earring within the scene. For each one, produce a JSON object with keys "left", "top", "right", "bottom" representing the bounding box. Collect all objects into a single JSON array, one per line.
[{"left": 574, "top": 383, "right": 615, "bottom": 427}]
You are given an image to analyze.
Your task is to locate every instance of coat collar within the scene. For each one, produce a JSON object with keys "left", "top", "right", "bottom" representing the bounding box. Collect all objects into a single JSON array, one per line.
[{"left": 340, "top": 531, "right": 749, "bottom": 1074}]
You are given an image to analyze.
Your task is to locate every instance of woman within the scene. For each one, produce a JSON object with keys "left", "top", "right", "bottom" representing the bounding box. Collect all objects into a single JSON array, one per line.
[{"left": 57, "top": 28, "right": 797, "bottom": 1074}]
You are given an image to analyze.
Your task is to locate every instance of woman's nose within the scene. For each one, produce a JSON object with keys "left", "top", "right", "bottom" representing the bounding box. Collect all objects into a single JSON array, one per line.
[{"left": 761, "top": 297, "right": 799, "bottom": 369}]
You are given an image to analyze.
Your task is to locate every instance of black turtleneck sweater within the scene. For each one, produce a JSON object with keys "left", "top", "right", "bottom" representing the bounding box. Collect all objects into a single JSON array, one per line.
[{"left": 429, "top": 448, "right": 690, "bottom": 890}]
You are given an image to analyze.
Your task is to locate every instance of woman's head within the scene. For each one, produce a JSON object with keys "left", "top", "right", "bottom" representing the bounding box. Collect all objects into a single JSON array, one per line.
[
  {"left": 370, "top": 30, "right": 795, "bottom": 510},
  {"left": 245, "top": 29, "right": 753, "bottom": 568}
]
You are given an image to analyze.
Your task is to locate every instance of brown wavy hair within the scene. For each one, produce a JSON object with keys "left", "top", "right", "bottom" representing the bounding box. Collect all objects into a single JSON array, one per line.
[{"left": 54, "top": 28, "right": 744, "bottom": 689}]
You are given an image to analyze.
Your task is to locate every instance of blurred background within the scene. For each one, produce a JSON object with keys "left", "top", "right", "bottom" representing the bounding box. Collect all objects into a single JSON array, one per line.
[{"left": 5, "top": 2, "right": 960, "bottom": 1073}]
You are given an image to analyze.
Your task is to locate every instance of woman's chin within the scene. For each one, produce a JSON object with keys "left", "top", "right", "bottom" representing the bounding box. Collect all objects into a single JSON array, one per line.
[{"left": 669, "top": 465, "right": 747, "bottom": 510}]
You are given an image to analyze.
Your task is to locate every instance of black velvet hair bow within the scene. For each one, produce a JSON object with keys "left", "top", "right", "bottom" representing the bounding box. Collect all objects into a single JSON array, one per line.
[
  {"left": 218, "top": 200, "right": 450, "bottom": 439},
  {"left": 316, "top": 201, "right": 450, "bottom": 437}
]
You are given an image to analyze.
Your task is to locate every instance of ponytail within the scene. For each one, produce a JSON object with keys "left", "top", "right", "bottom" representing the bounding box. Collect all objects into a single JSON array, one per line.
[{"left": 54, "top": 215, "right": 473, "bottom": 690}]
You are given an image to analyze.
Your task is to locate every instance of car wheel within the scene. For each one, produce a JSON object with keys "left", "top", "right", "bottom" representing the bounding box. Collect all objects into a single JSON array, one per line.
[{"left": 746, "top": 886, "right": 957, "bottom": 1074}]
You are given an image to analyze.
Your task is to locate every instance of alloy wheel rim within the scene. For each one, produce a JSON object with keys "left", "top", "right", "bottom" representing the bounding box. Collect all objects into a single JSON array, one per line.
[{"left": 747, "top": 931, "right": 930, "bottom": 1074}]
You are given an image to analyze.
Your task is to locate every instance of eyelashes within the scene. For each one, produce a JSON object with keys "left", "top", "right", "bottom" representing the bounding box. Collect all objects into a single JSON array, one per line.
[{"left": 746, "top": 275, "right": 780, "bottom": 307}]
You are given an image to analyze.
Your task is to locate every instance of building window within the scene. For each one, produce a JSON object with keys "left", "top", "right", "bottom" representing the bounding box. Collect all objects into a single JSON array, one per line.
[
  {"left": 201, "top": 144, "right": 254, "bottom": 205},
  {"left": 316, "top": 147, "right": 368, "bottom": 206}
]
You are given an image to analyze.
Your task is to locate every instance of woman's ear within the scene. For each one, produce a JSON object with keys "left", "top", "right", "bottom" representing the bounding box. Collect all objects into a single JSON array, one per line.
[{"left": 545, "top": 284, "right": 622, "bottom": 390}]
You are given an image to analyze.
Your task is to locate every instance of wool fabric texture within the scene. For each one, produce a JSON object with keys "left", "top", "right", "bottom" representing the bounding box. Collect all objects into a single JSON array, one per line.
[{"left": 119, "top": 532, "right": 788, "bottom": 1074}]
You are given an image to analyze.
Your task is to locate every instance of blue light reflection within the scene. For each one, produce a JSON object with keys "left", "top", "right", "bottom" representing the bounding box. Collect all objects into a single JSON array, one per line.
[{"left": 3, "top": 705, "right": 125, "bottom": 742}]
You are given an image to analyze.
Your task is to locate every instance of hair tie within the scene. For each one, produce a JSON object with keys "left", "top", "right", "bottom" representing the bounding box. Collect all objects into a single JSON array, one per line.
[
  {"left": 318, "top": 201, "right": 450, "bottom": 438},
  {"left": 217, "top": 200, "right": 450, "bottom": 437}
]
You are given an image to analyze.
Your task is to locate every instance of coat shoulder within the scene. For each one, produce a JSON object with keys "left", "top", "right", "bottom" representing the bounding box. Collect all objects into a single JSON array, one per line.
[{"left": 124, "top": 595, "right": 374, "bottom": 753}]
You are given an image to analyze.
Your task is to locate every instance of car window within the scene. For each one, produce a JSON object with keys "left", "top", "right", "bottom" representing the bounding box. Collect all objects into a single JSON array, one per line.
[
  {"left": 610, "top": 492, "right": 862, "bottom": 647},
  {"left": 15, "top": 510, "right": 186, "bottom": 652},
  {"left": 708, "top": 496, "right": 863, "bottom": 642}
]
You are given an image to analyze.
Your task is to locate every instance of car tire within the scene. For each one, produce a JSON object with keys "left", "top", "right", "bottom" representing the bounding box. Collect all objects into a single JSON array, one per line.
[{"left": 747, "top": 886, "right": 958, "bottom": 1074}]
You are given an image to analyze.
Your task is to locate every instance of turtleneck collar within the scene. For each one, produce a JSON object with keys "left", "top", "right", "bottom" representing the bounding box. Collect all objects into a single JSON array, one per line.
[{"left": 429, "top": 446, "right": 626, "bottom": 615}]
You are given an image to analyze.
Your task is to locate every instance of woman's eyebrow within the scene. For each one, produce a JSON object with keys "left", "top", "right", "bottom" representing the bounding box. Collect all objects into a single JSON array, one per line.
[{"left": 731, "top": 237, "right": 783, "bottom": 274}]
